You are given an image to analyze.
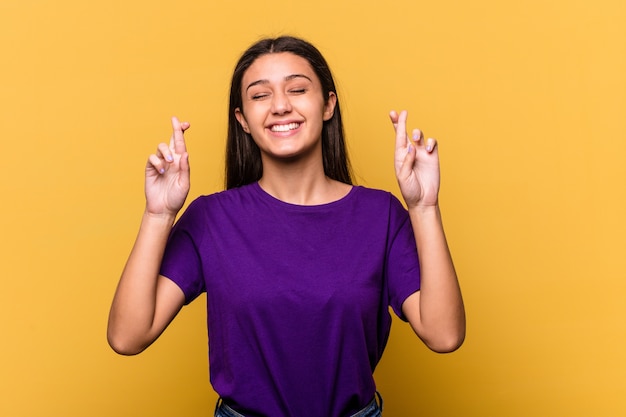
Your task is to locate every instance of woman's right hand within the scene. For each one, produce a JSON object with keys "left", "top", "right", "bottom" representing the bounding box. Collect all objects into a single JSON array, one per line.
[{"left": 145, "top": 117, "right": 191, "bottom": 217}]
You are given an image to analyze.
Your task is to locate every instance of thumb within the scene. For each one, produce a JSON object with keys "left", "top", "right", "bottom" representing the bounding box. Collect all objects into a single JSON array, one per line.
[{"left": 398, "top": 144, "right": 416, "bottom": 180}]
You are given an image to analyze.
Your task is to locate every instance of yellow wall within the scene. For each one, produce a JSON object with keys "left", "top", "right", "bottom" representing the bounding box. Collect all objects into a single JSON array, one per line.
[{"left": 1, "top": 0, "right": 625, "bottom": 415}]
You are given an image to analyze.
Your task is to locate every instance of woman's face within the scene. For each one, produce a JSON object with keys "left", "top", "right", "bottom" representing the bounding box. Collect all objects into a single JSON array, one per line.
[{"left": 235, "top": 52, "right": 336, "bottom": 164}]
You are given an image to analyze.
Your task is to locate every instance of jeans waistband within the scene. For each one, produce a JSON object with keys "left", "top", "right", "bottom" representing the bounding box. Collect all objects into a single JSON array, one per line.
[
  {"left": 351, "top": 391, "right": 383, "bottom": 417},
  {"left": 214, "top": 391, "right": 383, "bottom": 417}
]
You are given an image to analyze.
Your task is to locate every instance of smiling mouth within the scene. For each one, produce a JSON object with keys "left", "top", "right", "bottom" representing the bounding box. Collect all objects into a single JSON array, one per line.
[{"left": 270, "top": 122, "right": 301, "bottom": 132}]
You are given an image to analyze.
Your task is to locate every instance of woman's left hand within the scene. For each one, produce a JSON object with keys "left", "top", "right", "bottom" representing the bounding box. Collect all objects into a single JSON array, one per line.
[{"left": 390, "top": 110, "right": 440, "bottom": 209}]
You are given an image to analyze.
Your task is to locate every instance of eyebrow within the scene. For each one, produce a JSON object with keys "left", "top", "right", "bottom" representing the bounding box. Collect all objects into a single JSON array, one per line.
[{"left": 245, "top": 74, "right": 313, "bottom": 92}]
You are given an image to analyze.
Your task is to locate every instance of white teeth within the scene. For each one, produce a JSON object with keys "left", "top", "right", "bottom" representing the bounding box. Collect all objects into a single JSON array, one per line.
[{"left": 271, "top": 122, "right": 300, "bottom": 132}]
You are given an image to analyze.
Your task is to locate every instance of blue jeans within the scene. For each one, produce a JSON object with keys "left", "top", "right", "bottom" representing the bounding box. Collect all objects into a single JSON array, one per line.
[{"left": 214, "top": 392, "right": 383, "bottom": 417}]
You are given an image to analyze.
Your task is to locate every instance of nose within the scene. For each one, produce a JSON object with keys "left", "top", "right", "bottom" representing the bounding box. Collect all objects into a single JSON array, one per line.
[{"left": 270, "top": 91, "right": 292, "bottom": 115}]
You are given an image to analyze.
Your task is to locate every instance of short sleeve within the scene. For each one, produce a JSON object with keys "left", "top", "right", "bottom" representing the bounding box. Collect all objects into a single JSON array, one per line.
[
  {"left": 160, "top": 199, "right": 207, "bottom": 304},
  {"left": 385, "top": 195, "right": 421, "bottom": 321}
]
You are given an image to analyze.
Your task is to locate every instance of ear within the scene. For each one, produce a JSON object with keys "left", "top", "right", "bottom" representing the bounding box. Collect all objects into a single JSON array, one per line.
[
  {"left": 323, "top": 92, "right": 337, "bottom": 121},
  {"left": 235, "top": 107, "right": 250, "bottom": 133}
]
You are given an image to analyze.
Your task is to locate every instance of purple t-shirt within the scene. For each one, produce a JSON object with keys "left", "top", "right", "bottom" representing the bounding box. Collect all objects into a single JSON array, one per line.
[{"left": 160, "top": 182, "right": 420, "bottom": 417}]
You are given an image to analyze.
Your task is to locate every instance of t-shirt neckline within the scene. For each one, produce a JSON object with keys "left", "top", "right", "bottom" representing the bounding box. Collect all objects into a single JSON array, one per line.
[{"left": 251, "top": 181, "right": 359, "bottom": 211}]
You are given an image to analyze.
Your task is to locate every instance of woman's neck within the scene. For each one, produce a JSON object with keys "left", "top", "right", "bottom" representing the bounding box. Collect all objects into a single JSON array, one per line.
[{"left": 258, "top": 161, "right": 351, "bottom": 206}]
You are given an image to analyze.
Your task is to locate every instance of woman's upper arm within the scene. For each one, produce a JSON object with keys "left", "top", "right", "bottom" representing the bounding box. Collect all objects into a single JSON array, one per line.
[
  {"left": 150, "top": 275, "right": 187, "bottom": 337},
  {"left": 108, "top": 275, "right": 186, "bottom": 356},
  {"left": 402, "top": 290, "right": 423, "bottom": 336}
]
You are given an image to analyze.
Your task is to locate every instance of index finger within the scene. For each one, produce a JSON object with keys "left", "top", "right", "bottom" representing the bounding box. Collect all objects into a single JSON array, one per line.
[{"left": 170, "top": 116, "right": 188, "bottom": 155}]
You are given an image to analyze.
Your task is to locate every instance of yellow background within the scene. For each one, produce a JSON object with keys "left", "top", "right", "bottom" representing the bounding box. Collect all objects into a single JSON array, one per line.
[{"left": 1, "top": 0, "right": 625, "bottom": 415}]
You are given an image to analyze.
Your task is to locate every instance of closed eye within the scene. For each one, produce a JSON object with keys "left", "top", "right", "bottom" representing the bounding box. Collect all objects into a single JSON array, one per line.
[{"left": 251, "top": 93, "right": 270, "bottom": 100}]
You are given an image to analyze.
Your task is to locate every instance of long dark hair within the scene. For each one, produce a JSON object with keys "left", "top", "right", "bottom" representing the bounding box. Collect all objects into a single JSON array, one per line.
[{"left": 225, "top": 36, "right": 353, "bottom": 189}]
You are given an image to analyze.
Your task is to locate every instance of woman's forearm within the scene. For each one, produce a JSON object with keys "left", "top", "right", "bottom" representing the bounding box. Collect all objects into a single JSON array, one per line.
[
  {"left": 107, "top": 212, "right": 184, "bottom": 355},
  {"left": 405, "top": 205, "right": 465, "bottom": 352}
]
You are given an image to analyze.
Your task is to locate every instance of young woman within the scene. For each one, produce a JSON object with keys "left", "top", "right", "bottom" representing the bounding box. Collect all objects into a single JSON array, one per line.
[{"left": 108, "top": 36, "right": 465, "bottom": 417}]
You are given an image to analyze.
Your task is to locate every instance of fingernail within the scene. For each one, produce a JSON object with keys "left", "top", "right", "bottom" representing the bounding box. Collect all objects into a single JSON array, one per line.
[
  {"left": 407, "top": 145, "right": 413, "bottom": 153},
  {"left": 166, "top": 155, "right": 174, "bottom": 162},
  {"left": 426, "top": 144, "right": 433, "bottom": 152},
  {"left": 159, "top": 168, "right": 165, "bottom": 174}
]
